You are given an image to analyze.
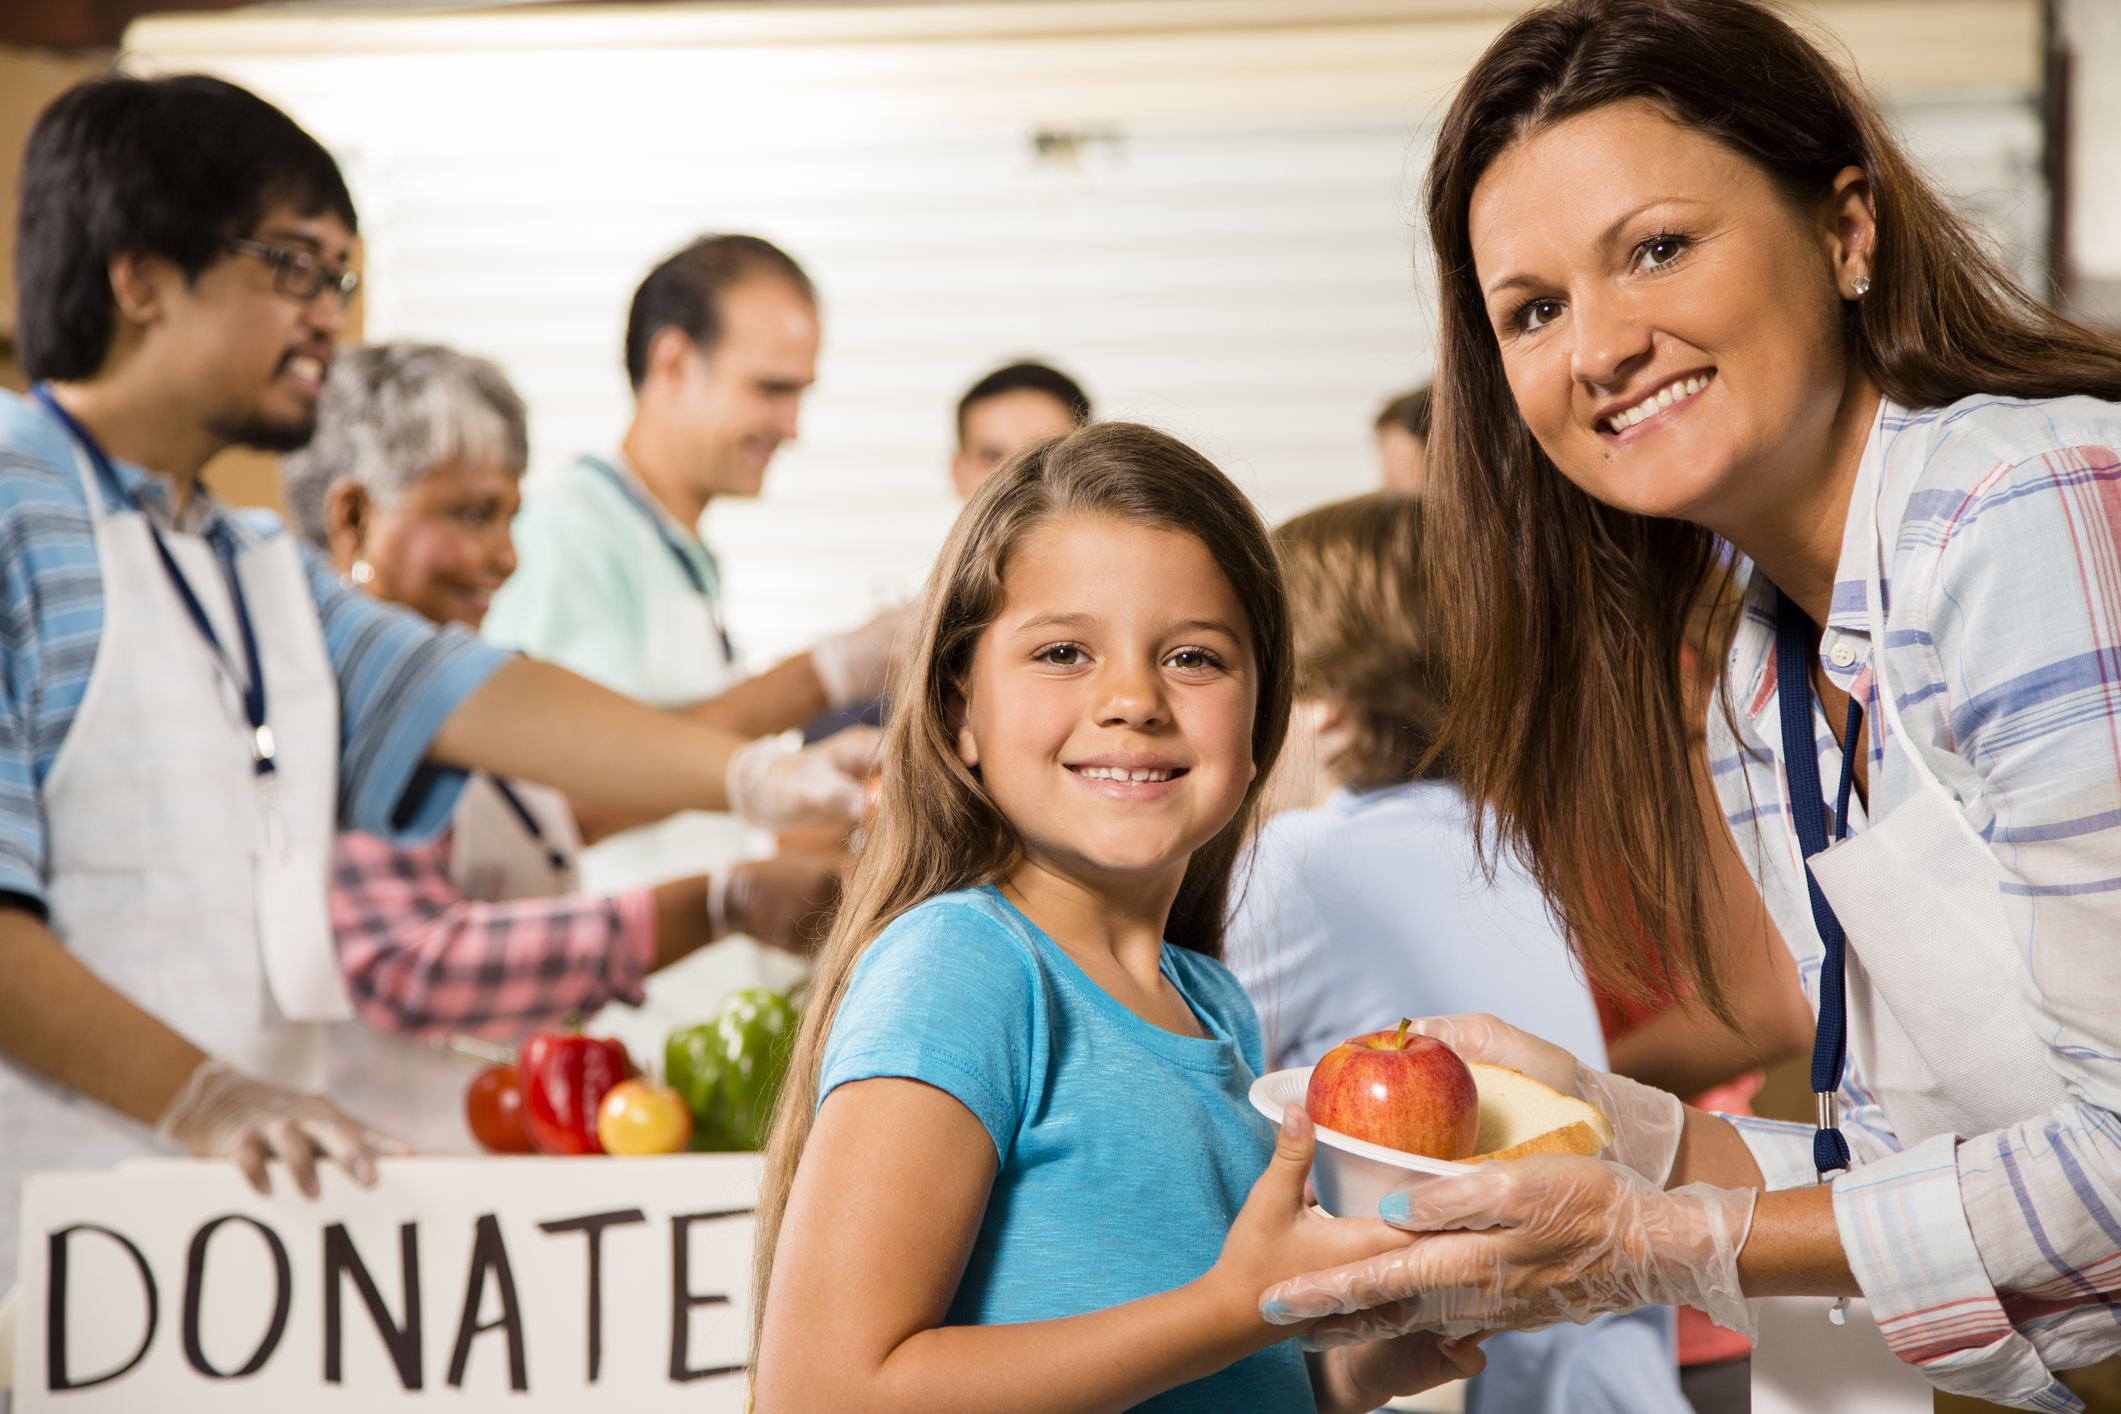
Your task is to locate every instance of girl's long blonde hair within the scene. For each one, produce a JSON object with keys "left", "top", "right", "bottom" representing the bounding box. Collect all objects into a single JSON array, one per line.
[{"left": 748, "top": 422, "right": 1293, "bottom": 1365}]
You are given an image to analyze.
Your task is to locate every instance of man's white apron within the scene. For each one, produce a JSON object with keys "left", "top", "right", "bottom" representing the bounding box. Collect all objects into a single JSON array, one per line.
[{"left": 0, "top": 434, "right": 342, "bottom": 1285}]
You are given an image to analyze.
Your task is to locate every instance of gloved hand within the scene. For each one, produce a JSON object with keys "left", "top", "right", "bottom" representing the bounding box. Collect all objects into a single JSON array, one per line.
[
  {"left": 1406, "top": 1013, "right": 1685, "bottom": 1184},
  {"left": 725, "top": 726, "right": 881, "bottom": 830},
  {"left": 1260, "top": 1152, "right": 1757, "bottom": 1347},
  {"left": 715, "top": 853, "right": 845, "bottom": 955},
  {"left": 156, "top": 1058, "right": 409, "bottom": 1198},
  {"left": 809, "top": 607, "right": 913, "bottom": 709}
]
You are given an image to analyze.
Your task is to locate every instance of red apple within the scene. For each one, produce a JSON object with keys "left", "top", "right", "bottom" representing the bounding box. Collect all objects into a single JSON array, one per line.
[{"left": 1305, "top": 1020, "right": 1480, "bottom": 1160}]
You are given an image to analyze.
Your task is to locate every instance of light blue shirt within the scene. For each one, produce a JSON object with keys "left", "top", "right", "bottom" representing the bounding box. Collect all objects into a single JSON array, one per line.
[
  {"left": 1226, "top": 781, "right": 1607, "bottom": 1071},
  {"left": 0, "top": 390, "right": 511, "bottom": 912},
  {"left": 1228, "top": 782, "right": 1686, "bottom": 1414},
  {"left": 819, "top": 885, "right": 1311, "bottom": 1414}
]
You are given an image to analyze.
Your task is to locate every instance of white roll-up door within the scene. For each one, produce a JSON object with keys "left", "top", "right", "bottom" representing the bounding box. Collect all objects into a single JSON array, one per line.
[{"left": 128, "top": 0, "right": 2043, "bottom": 664}]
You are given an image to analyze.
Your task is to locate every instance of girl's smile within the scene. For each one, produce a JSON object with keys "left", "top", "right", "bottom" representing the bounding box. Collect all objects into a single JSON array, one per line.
[{"left": 1066, "top": 752, "right": 1189, "bottom": 800}]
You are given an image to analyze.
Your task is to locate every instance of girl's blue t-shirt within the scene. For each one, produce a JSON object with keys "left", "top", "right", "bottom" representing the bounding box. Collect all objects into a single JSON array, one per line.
[{"left": 818, "top": 885, "right": 1312, "bottom": 1413}]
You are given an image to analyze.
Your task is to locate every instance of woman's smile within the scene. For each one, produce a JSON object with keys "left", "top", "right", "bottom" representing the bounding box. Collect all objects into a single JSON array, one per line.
[{"left": 1597, "top": 369, "right": 1716, "bottom": 439}]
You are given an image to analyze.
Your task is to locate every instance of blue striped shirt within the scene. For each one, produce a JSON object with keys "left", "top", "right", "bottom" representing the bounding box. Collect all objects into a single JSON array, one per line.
[
  {"left": 0, "top": 390, "right": 511, "bottom": 914},
  {"left": 1712, "top": 393, "right": 2121, "bottom": 1411}
]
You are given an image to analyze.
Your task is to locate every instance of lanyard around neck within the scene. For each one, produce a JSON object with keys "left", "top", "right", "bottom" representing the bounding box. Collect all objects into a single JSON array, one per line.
[
  {"left": 32, "top": 384, "right": 277, "bottom": 776},
  {"left": 1773, "top": 587, "right": 1864, "bottom": 1179},
  {"left": 583, "top": 455, "right": 735, "bottom": 665},
  {"left": 488, "top": 776, "right": 569, "bottom": 873}
]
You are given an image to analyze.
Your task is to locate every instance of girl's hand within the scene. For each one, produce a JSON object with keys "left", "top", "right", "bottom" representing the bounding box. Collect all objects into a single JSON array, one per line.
[
  {"left": 1310, "top": 1329, "right": 1488, "bottom": 1414},
  {"left": 1260, "top": 1153, "right": 1757, "bottom": 1346},
  {"left": 1205, "top": 1105, "right": 1422, "bottom": 1332}
]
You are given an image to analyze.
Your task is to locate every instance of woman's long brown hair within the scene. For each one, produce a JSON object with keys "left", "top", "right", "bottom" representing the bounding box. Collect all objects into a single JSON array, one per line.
[
  {"left": 1424, "top": 0, "right": 2121, "bottom": 1020},
  {"left": 748, "top": 422, "right": 1292, "bottom": 1371}
]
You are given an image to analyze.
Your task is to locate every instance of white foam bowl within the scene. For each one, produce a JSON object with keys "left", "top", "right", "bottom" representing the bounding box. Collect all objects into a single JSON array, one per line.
[{"left": 1250, "top": 1066, "right": 1472, "bottom": 1218}]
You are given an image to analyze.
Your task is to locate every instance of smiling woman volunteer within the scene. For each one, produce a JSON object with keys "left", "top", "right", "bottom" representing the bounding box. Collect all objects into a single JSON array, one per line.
[
  {"left": 0, "top": 75, "right": 873, "bottom": 1293},
  {"left": 1258, "top": 2, "right": 2121, "bottom": 1408}
]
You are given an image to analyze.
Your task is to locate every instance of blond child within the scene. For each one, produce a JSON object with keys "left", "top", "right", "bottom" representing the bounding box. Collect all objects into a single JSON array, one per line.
[{"left": 749, "top": 426, "right": 1483, "bottom": 1412}]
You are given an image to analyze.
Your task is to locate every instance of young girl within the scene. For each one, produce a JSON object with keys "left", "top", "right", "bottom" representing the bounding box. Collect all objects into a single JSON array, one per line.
[{"left": 750, "top": 424, "right": 1483, "bottom": 1412}]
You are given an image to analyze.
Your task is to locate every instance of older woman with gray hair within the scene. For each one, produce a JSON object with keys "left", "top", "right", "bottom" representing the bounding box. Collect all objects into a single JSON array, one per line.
[{"left": 284, "top": 343, "right": 840, "bottom": 1151}]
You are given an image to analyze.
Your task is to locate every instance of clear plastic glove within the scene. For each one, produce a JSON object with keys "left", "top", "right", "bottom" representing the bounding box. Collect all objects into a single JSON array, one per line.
[
  {"left": 809, "top": 607, "right": 914, "bottom": 709},
  {"left": 1406, "top": 1013, "right": 1685, "bottom": 1185},
  {"left": 1259, "top": 1152, "right": 1757, "bottom": 1347},
  {"left": 717, "top": 853, "right": 845, "bottom": 955},
  {"left": 155, "top": 1058, "right": 409, "bottom": 1198},
  {"left": 724, "top": 726, "right": 881, "bottom": 830}
]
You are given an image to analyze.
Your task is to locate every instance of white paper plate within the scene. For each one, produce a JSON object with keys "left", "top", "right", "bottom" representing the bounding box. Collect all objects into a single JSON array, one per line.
[{"left": 1249, "top": 1066, "right": 1472, "bottom": 1218}]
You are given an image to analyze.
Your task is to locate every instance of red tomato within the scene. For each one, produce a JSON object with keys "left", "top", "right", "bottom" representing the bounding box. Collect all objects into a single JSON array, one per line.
[
  {"left": 465, "top": 1065, "right": 534, "bottom": 1153},
  {"left": 519, "top": 1032, "right": 631, "bottom": 1155}
]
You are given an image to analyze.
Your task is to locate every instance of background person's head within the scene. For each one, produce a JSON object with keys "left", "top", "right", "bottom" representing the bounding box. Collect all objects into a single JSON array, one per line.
[
  {"left": 16, "top": 74, "right": 358, "bottom": 451},
  {"left": 284, "top": 342, "right": 528, "bottom": 630},
  {"left": 949, "top": 361, "right": 1091, "bottom": 497},
  {"left": 1265, "top": 493, "right": 1442, "bottom": 813},
  {"left": 1372, "top": 386, "right": 1431, "bottom": 494},
  {"left": 624, "top": 234, "right": 819, "bottom": 503}
]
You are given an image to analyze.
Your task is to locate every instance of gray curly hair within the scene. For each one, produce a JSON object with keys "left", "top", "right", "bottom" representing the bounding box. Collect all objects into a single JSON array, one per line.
[{"left": 282, "top": 342, "right": 528, "bottom": 548}]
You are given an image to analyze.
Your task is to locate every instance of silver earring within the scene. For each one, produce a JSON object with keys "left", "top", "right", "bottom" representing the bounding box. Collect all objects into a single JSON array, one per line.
[
  {"left": 350, "top": 559, "right": 375, "bottom": 585},
  {"left": 1851, "top": 274, "right": 1872, "bottom": 297}
]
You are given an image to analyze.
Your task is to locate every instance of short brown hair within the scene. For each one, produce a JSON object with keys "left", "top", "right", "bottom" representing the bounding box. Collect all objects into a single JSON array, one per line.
[
  {"left": 623, "top": 233, "right": 815, "bottom": 389},
  {"left": 1374, "top": 386, "right": 1433, "bottom": 440},
  {"left": 1275, "top": 492, "right": 1444, "bottom": 791}
]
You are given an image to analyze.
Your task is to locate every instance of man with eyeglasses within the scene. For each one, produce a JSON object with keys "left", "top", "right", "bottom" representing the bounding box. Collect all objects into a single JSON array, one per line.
[{"left": 0, "top": 74, "right": 877, "bottom": 1306}]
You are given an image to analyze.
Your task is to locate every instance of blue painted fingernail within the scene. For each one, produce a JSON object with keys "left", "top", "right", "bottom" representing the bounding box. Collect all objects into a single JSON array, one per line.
[
  {"left": 1261, "top": 1301, "right": 1291, "bottom": 1322},
  {"left": 1379, "top": 1192, "right": 1411, "bottom": 1223}
]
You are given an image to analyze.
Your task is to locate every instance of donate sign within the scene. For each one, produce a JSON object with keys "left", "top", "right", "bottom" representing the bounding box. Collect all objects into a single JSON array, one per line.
[{"left": 14, "top": 1153, "right": 762, "bottom": 1411}]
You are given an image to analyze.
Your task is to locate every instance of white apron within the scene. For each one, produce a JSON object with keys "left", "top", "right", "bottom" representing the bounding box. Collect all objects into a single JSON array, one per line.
[
  {"left": 448, "top": 772, "right": 582, "bottom": 901},
  {"left": 321, "top": 773, "right": 583, "bottom": 1158},
  {"left": 575, "top": 455, "right": 749, "bottom": 894},
  {"left": 0, "top": 429, "right": 342, "bottom": 1285},
  {"left": 1804, "top": 466, "right": 2069, "bottom": 1147}
]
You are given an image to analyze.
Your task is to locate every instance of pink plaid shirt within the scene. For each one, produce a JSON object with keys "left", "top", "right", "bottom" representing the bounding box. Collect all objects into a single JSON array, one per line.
[{"left": 331, "top": 827, "right": 657, "bottom": 1042}]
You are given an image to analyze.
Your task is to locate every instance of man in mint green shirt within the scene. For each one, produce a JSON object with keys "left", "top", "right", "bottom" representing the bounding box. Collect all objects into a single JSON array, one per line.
[{"left": 485, "top": 235, "right": 901, "bottom": 884}]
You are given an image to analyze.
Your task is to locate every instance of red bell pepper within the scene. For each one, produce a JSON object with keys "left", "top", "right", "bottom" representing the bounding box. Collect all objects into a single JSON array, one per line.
[{"left": 519, "top": 1027, "right": 631, "bottom": 1155}]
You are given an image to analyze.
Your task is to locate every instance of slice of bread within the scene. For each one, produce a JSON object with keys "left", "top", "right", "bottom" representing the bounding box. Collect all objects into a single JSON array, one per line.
[{"left": 1466, "top": 1063, "right": 1615, "bottom": 1163}]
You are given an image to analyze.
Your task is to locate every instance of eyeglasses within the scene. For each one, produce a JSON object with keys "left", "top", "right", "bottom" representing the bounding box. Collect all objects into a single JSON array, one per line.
[{"left": 224, "top": 238, "right": 361, "bottom": 306}]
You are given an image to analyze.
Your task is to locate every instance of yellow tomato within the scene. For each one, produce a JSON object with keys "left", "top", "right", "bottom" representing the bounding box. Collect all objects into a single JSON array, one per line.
[{"left": 596, "top": 1079, "right": 694, "bottom": 1156}]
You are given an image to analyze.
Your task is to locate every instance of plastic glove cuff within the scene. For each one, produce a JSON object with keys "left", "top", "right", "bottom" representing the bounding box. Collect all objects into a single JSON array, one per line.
[{"left": 1578, "top": 1065, "right": 1686, "bottom": 1187}]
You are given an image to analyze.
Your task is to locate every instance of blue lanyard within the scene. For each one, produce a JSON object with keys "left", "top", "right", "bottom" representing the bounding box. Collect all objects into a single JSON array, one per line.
[
  {"left": 582, "top": 455, "right": 735, "bottom": 665},
  {"left": 32, "top": 384, "right": 277, "bottom": 776},
  {"left": 1772, "top": 587, "right": 1864, "bottom": 1178}
]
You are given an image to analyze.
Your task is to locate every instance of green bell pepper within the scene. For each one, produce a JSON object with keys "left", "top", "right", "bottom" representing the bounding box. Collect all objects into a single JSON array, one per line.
[{"left": 665, "top": 988, "right": 800, "bottom": 1151}]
